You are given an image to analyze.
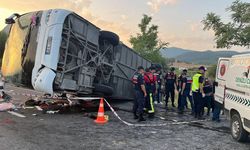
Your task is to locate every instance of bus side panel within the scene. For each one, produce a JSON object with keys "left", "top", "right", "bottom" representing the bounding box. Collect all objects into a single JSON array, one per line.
[{"left": 111, "top": 44, "right": 151, "bottom": 100}]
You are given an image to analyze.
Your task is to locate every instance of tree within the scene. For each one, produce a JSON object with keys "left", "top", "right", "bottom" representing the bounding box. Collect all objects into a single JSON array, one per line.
[
  {"left": 202, "top": 0, "right": 250, "bottom": 48},
  {"left": 130, "top": 14, "right": 168, "bottom": 66},
  {"left": 207, "top": 64, "right": 217, "bottom": 80}
]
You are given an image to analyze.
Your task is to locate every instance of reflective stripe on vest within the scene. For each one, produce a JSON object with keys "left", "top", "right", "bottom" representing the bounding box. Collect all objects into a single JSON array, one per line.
[{"left": 192, "top": 73, "right": 202, "bottom": 92}]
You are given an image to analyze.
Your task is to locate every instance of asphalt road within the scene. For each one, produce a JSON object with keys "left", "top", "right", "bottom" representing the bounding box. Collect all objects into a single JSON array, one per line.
[{"left": 0, "top": 84, "right": 249, "bottom": 150}]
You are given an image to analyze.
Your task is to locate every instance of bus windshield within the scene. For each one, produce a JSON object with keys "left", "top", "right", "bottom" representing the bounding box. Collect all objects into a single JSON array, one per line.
[{"left": 2, "top": 12, "right": 40, "bottom": 85}]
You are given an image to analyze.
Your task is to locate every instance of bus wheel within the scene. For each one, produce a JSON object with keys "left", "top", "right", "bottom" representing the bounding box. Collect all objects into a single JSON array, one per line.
[
  {"left": 99, "top": 31, "right": 119, "bottom": 46},
  {"left": 231, "top": 113, "right": 249, "bottom": 142}
]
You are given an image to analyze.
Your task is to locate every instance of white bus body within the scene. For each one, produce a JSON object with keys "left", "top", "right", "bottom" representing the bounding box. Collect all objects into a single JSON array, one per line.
[{"left": 2, "top": 9, "right": 151, "bottom": 99}]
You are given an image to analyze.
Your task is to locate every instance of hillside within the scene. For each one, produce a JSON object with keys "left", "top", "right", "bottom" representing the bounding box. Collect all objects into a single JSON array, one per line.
[
  {"left": 176, "top": 50, "right": 240, "bottom": 65},
  {"left": 160, "top": 47, "right": 193, "bottom": 58},
  {"left": 161, "top": 47, "right": 249, "bottom": 65}
]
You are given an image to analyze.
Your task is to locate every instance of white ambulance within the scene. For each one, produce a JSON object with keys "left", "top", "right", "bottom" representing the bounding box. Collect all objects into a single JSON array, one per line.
[{"left": 215, "top": 54, "right": 250, "bottom": 142}]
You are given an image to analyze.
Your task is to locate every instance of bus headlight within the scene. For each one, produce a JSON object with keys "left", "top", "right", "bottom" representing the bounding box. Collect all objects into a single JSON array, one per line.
[{"left": 45, "top": 37, "right": 52, "bottom": 55}]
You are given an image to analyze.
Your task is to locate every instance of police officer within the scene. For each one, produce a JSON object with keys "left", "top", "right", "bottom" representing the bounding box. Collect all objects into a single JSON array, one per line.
[
  {"left": 177, "top": 70, "right": 184, "bottom": 111},
  {"left": 192, "top": 66, "right": 206, "bottom": 119},
  {"left": 165, "top": 67, "right": 177, "bottom": 109},
  {"left": 132, "top": 66, "right": 147, "bottom": 121},
  {"left": 154, "top": 69, "right": 162, "bottom": 104},
  {"left": 144, "top": 67, "right": 157, "bottom": 118},
  {"left": 212, "top": 81, "right": 221, "bottom": 122},
  {"left": 178, "top": 69, "right": 194, "bottom": 114},
  {"left": 203, "top": 78, "right": 213, "bottom": 116}
]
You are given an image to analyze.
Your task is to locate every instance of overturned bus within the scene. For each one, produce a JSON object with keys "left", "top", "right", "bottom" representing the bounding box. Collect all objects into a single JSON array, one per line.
[{"left": 2, "top": 9, "right": 151, "bottom": 100}]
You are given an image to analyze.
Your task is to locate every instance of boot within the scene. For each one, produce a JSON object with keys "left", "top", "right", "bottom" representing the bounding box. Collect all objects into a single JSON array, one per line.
[
  {"left": 172, "top": 103, "right": 176, "bottom": 108},
  {"left": 148, "top": 113, "right": 154, "bottom": 119},
  {"left": 138, "top": 114, "right": 146, "bottom": 122},
  {"left": 178, "top": 110, "right": 184, "bottom": 114},
  {"left": 134, "top": 113, "right": 139, "bottom": 119}
]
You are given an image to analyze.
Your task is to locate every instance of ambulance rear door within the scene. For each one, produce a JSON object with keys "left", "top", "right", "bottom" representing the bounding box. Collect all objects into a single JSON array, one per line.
[{"left": 214, "top": 58, "right": 229, "bottom": 105}]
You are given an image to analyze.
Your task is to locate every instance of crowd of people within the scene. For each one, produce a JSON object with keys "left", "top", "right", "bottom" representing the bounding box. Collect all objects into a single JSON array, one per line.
[{"left": 132, "top": 65, "right": 221, "bottom": 122}]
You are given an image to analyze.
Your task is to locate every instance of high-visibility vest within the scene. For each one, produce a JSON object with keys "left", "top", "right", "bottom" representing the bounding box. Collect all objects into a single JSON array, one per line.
[{"left": 192, "top": 73, "right": 202, "bottom": 92}]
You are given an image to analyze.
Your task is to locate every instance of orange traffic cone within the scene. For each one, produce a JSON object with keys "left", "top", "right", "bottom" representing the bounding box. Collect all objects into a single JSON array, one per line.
[{"left": 95, "top": 98, "right": 107, "bottom": 124}]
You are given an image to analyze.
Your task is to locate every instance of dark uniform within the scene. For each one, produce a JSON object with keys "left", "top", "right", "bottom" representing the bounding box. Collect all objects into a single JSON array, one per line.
[
  {"left": 155, "top": 72, "right": 162, "bottom": 103},
  {"left": 185, "top": 76, "right": 194, "bottom": 112},
  {"left": 177, "top": 74, "right": 183, "bottom": 110},
  {"left": 144, "top": 71, "right": 156, "bottom": 117},
  {"left": 165, "top": 72, "right": 177, "bottom": 107},
  {"left": 132, "top": 72, "right": 145, "bottom": 117},
  {"left": 212, "top": 81, "right": 221, "bottom": 122},
  {"left": 203, "top": 78, "right": 213, "bottom": 116},
  {"left": 179, "top": 75, "right": 194, "bottom": 113}
]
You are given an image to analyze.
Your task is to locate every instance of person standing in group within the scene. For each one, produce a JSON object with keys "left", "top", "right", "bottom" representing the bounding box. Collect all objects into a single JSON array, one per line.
[
  {"left": 191, "top": 66, "right": 206, "bottom": 119},
  {"left": 177, "top": 71, "right": 183, "bottom": 111},
  {"left": 144, "top": 67, "right": 157, "bottom": 118},
  {"left": 132, "top": 66, "right": 147, "bottom": 121},
  {"left": 154, "top": 69, "right": 163, "bottom": 105},
  {"left": 202, "top": 78, "right": 213, "bottom": 116},
  {"left": 164, "top": 67, "right": 177, "bottom": 110},
  {"left": 212, "top": 81, "right": 221, "bottom": 122},
  {"left": 178, "top": 69, "right": 194, "bottom": 114}
]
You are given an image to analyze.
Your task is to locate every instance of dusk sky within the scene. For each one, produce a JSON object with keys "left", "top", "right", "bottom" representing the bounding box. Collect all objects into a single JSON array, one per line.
[{"left": 0, "top": 0, "right": 249, "bottom": 51}]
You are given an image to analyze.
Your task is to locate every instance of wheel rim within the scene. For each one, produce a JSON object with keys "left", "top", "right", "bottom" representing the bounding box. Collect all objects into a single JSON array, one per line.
[{"left": 232, "top": 120, "right": 240, "bottom": 138}]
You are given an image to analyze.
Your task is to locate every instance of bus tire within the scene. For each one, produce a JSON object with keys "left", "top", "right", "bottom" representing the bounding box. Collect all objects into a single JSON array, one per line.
[
  {"left": 99, "top": 31, "right": 119, "bottom": 46},
  {"left": 231, "top": 113, "right": 249, "bottom": 142}
]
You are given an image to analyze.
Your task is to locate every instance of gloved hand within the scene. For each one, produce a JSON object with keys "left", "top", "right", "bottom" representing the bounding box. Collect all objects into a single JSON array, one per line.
[
  {"left": 189, "top": 91, "right": 192, "bottom": 96},
  {"left": 202, "top": 93, "right": 205, "bottom": 98}
]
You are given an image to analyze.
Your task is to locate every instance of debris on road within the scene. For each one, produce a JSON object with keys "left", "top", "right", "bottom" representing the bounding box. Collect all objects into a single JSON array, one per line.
[
  {"left": 0, "top": 102, "right": 15, "bottom": 111},
  {"left": 35, "top": 106, "right": 43, "bottom": 111},
  {"left": 7, "top": 111, "right": 26, "bottom": 118}
]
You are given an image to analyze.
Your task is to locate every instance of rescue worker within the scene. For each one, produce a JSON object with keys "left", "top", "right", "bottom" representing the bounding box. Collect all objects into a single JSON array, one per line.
[
  {"left": 202, "top": 78, "right": 213, "bottom": 116},
  {"left": 178, "top": 69, "right": 194, "bottom": 114},
  {"left": 132, "top": 66, "right": 147, "bottom": 121},
  {"left": 185, "top": 72, "right": 194, "bottom": 114},
  {"left": 165, "top": 67, "right": 177, "bottom": 110},
  {"left": 144, "top": 67, "right": 157, "bottom": 118},
  {"left": 191, "top": 66, "right": 206, "bottom": 119},
  {"left": 177, "top": 72, "right": 183, "bottom": 110},
  {"left": 154, "top": 69, "right": 163, "bottom": 104}
]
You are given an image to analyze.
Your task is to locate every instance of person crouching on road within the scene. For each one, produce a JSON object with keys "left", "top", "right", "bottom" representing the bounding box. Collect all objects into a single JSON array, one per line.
[
  {"left": 132, "top": 66, "right": 147, "bottom": 121},
  {"left": 165, "top": 67, "right": 177, "bottom": 110},
  {"left": 191, "top": 66, "right": 206, "bottom": 120},
  {"left": 144, "top": 67, "right": 157, "bottom": 118}
]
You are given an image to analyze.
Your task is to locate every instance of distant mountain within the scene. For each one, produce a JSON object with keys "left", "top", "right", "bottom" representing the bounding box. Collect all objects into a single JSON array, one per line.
[
  {"left": 161, "top": 47, "right": 250, "bottom": 65},
  {"left": 160, "top": 47, "right": 194, "bottom": 58},
  {"left": 176, "top": 50, "right": 240, "bottom": 65}
]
